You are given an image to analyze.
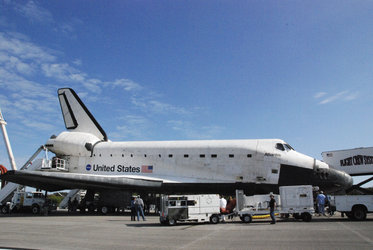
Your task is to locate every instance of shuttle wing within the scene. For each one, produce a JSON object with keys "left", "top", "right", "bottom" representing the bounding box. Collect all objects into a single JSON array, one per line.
[{"left": 1, "top": 170, "right": 163, "bottom": 192}]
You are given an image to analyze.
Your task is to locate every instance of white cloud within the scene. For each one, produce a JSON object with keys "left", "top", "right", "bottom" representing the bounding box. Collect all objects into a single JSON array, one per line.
[
  {"left": 108, "top": 79, "right": 142, "bottom": 92},
  {"left": 137, "top": 98, "right": 191, "bottom": 115},
  {"left": 110, "top": 115, "right": 151, "bottom": 140},
  {"left": 82, "top": 79, "right": 102, "bottom": 94},
  {"left": 149, "top": 100, "right": 188, "bottom": 115},
  {"left": 0, "top": 68, "right": 52, "bottom": 99},
  {"left": 317, "top": 90, "right": 359, "bottom": 105},
  {"left": 0, "top": 32, "right": 55, "bottom": 62},
  {"left": 314, "top": 92, "right": 326, "bottom": 99},
  {"left": 41, "top": 63, "right": 81, "bottom": 81},
  {"left": 131, "top": 97, "right": 189, "bottom": 115},
  {"left": 0, "top": 94, "right": 11, "bottom": 108},
  {"left": 0, "top": 31, "right": 197, "bottom": 131},
  {"left": 0, "top": 32, "right": 63, "bottom": 132},
  {"left": 318, "top": 91, "right": 347, "bottom": 104},
  {"left": 168, "top": 120, "right": 224, "bottom": 139},
  {"left": 124, "top": 115, "right": 149, "bottom": 125},
  {"left": 58, "top": 23, "right": 74, "bottom": 34},
  {"left": 0, "top": 30, "right": 209, "bottom": 141},
  {"left": 0, "top": 32, "right": 141, "bottom": 98},
  {"left": 72, "top": 59, "right": 82, "bottom": 66},
  {"left": 22, "top": 119, "right": 56, "bottom": 131},
  {"left": 14, "top": 0, "right": 53, "bottom": 23},
  {"left": 54, "top": 17, "right": 83, "bottom": 37},
  {"left": 5, "top": 1, "right": 82, "bottom": 38},
  {"left": 344, "top": 92, "right": 359, "bottom": 101},
  {"left": 0, "top": 53, "right": 35, "bottom": 75}
]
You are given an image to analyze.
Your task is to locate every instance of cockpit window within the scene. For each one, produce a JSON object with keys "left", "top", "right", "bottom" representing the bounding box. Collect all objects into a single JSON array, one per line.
[
  {"left": 275, "top": 143, "right": 285, "bottom": 151},
  {"left": 284, "top": 144, "right": 294, "bottom": 151}
]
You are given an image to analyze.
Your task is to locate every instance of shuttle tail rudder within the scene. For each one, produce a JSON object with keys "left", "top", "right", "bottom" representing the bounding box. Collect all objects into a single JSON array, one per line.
[{"left": 57, "top": 88, "right": 107, "bottom": 141}]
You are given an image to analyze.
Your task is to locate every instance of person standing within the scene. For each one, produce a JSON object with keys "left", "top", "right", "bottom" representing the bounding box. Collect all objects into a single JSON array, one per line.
[
  {"left": 219, "top": 195, "right": 227, "bottom": 222},
  {"left": 226, "top": 196, "right": 236, "bottom": 220},
  {"left": 316, "top": 191, "right": 326, "bottom": 216},
  {"left": 67, "top": 198, "right": 72, "bottom": 213},
  {"left": 269, "top": 194, "right": 276, "bottom": 224},
  {"left": 135, "top": 195, "right": 146, "bottom": 221},
  {"left": 72, "top": 197, "right": 78, "bottom": 212},
  {"left": 130, "top": 196, "right": 136, "bottom": 221}
]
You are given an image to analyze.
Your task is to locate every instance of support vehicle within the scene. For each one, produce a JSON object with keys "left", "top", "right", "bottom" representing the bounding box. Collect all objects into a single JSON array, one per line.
[
  {"left": 236, "top": 185, "right": 315, "bottom": 223},
  {"left": 3, "top": 190, "right": 56, "bottom": 214},
  {"left": 323, "top": 147, "right": 373, "bottom": 221},
  {"left": 159, "top": 194, "right": 221, "bottom": 225},
  {"left": 331, "top": 195, "right": 373, "bottom": 220}
]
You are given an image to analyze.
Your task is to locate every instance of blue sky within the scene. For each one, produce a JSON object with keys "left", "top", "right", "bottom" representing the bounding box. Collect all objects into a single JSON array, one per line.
[{"left": 0, "top": 1, "right": 373, "bottom": 185}]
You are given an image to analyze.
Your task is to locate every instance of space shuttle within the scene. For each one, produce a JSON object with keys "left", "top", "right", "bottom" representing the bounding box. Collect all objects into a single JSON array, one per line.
[{"left": 1, "top": 88, "right": 353, "bottom": 195}]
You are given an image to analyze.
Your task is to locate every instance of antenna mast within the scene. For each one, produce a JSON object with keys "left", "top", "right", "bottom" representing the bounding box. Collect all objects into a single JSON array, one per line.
[{"left": 0, "top": 108, "right": 17, "bottom": 170}]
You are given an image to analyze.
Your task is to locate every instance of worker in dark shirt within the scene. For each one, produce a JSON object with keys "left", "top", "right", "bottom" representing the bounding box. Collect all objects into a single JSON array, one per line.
[{"left": 269, "top": 194, "right": 276, "bottom": 224}]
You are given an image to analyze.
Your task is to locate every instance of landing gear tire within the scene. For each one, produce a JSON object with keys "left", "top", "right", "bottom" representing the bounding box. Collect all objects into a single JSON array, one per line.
[
  {"left": 210, "top": 214, "right": 219, "bottom": 224},
  {"left": 31, "top": 204, "right": 40, "bottom": 215},
  {"left": 1, "top": 205, "right": 9, "bottom": 214},
  {"left": 100, "top": 206, "right": 108, "bottom": 215},
  {"left": 242, "top": 214, "right": 252, "bottom": 223}
]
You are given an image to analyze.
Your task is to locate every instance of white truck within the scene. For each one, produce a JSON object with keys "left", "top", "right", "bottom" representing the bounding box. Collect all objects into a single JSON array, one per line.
[
  {"left": 331, "top": 195, "right": 373, "bottom": 220},
  {"left": 159, "top": 194, "right": 221, "bottom": 225},
  {"left": 236, "top": 185, "right": 315, "bottom": 223},
  {"left": 322, "top": 147, "right": 373, "bottom": 221},
  {"left": 3, "top": 191, "right": 55, "bottom": 214}
]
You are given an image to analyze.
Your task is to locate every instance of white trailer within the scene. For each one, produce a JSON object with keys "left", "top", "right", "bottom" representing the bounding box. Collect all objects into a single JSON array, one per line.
[
  {"left": 332, "top": 195, "right": 373, "bottom": 220},
  {"left": 236, "top": 185, "right": 315, "bottom": 223},
  {"left": 159, "top": 194, "right": 221, "bottom": 225}
]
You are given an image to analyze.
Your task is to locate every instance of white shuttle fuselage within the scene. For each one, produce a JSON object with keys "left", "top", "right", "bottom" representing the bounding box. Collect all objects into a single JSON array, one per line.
[{"left": 2, "top": 88, "right": 353, "bottom": 195}]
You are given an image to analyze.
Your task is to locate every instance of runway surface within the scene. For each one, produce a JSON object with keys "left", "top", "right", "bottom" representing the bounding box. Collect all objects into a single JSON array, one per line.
[{"left": 1, "top": 212, "right": 373, "bottom": 250}]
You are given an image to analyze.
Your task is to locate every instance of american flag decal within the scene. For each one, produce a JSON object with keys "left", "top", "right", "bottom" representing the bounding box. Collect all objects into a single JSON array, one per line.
[{"left": 141, "top": 165, "right": 153, "bottom": 173}]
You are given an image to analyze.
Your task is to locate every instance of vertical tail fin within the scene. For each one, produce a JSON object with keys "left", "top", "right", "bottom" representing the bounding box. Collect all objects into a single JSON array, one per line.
[{"left": 58, "top": 88, "right": 107, "bottom": 141}]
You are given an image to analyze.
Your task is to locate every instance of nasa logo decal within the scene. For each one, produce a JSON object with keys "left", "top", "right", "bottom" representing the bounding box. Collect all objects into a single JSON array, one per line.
[{"left": 86, "top": 164, "right": 92, "bottom": 171}]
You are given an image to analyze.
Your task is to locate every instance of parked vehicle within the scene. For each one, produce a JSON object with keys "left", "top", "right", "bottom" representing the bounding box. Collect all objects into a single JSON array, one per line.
[
  {"left": 331, "top": 195, "right": 373, "bottom": 220},
  {"left": 78, "top": 190, "right": 132, "bottom": 214},
  {"left": 159, "top": 194, "right": 221, "bottom": 225},
  {"left": 160, "top": 186, "right": 315, "bottom": 225},
  {"left": 2, "top": 191, "right": 56, "bottom": 214},
  {"left": 236, "top": 185, "right": 315, "bottom": 223}
]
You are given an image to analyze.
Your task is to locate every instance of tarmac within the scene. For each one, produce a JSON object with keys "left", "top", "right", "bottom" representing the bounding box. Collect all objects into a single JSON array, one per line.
[{"left": 0, "top": 211, "right": 373, "bottom": 250}]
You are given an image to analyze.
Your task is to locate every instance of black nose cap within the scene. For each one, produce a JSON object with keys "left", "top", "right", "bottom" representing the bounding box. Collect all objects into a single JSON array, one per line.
[
  {"left": 329, "top": 168, "right": 353, "bottom": 190},
  {"left": 313, "top": 166, "right": 353, "bottom": 192}
]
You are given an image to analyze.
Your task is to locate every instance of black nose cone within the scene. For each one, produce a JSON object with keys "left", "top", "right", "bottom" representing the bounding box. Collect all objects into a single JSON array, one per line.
[{"left": 312, "top": 167, "right": 353, "bottom": 192}]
